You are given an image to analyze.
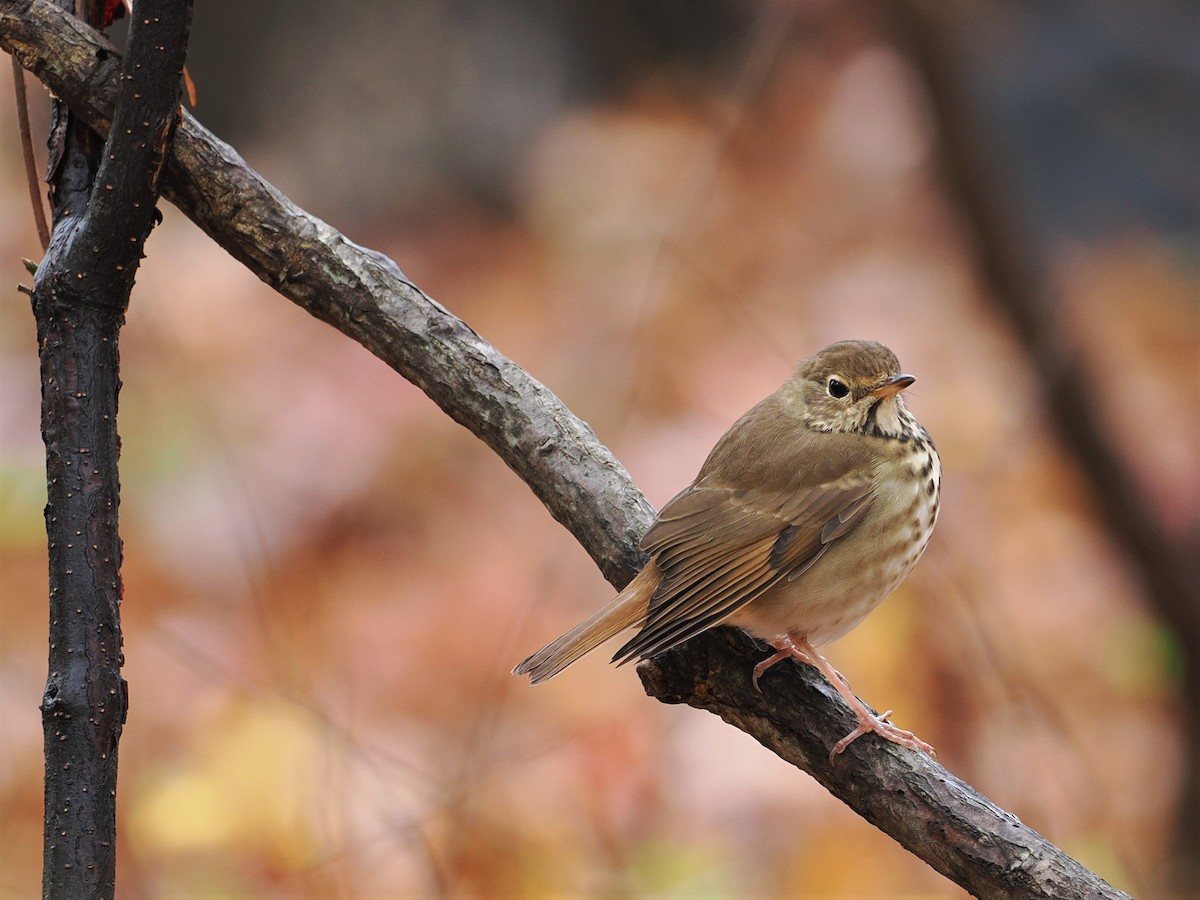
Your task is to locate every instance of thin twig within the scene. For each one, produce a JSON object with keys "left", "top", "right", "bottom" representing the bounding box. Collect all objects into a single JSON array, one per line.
[{"left": 11, "top": 54, "right": 49, "bottom": 248}]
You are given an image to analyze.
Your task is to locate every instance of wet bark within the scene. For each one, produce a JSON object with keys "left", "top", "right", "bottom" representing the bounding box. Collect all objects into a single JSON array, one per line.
[{"left": 25, "top": 1, "right": 191, "bottom": 896}]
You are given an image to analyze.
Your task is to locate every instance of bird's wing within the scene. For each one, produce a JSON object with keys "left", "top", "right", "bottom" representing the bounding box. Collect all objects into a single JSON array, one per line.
[{"left": 611, "top": 473, "right": 874, "bottom": 665}]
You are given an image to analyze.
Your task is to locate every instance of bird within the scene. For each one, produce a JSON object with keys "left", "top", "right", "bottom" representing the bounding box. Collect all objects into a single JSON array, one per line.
[{"left": 513, "top": 340, "right": 940, "bottom": 761}]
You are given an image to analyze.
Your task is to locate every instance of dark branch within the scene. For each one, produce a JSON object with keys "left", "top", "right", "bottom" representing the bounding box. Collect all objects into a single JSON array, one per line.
[
  {"left": 159, "top": 133, "right": 658, "bottom": 589},
  {"left": 883, "top": 2, "right": 1200, "bottom": 630},
  {"left": 881, "top": 2, "right": 1200, "bottom": 891},
  {"left": 0, "top": 3, "right": 1130, "bottom": 896},
  {"left": 640, "top": 628, "right": 1128, "bottom": 899},
  {"left": 28, "top": 0, "right": 191, "bottom": 897}
]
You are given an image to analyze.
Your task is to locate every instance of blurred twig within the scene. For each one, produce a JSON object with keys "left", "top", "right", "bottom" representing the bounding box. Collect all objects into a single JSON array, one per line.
[
  {"left": 0, "top": 2, "right": 1130, "bottom": 896},
  {"left": 11, "top": 54, "right": 48, "bottom": 248},
  {"left": 882, "top": 2, "right": 1200, "bottom": 891}
]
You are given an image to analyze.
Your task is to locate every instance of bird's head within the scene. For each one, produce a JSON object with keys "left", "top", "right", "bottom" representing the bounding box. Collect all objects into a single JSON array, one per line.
[{"left": 785, "top": 340, "right": 916, "bottom": 439}]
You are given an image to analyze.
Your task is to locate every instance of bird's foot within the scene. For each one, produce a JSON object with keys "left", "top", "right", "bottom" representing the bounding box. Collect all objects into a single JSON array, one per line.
[
  {"left": 830, "top": 708, "right": 937, "bottom": 763},
  {"left": 751, "top": 649, "right": 791, "bottom": 692},
  {"left": 752, "top": 632, "right": 936, "bottom": 763},
  {"left": 752, "top": 635, "right": 818, "bottom": 692}
]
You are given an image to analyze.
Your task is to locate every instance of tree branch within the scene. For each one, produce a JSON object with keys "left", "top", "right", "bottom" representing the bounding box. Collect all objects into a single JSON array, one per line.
[
  {"left": 11, "top": 54, "right": 49, "bottom": 248},
  {"left": 27, "top": 0, "right": 191, "bottom": 896},
  {"left": 0, "top": 0, "right": 656, "bottom": 589},
  {"left": 0, "top": 2, "right": 1129, "bottom": 896},
  {"left": 641, "top": 628, "right": 1127, "bottom": 899}
]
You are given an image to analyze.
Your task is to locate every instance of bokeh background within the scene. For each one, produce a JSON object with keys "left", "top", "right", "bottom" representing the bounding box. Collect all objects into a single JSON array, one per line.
[{"left": 2, "top": 1, "right": 1197, "bottom": 897}]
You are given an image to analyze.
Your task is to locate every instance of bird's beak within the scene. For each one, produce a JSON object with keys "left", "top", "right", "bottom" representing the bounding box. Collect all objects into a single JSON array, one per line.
[{"left": 869, "top": 374, "right": 915, "bottom": 399}]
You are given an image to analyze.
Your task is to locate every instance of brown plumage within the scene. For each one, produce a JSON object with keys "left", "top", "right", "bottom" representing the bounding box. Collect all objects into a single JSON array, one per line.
[{"left": 514, "top": 340, "right": 941, "bottom": 759}]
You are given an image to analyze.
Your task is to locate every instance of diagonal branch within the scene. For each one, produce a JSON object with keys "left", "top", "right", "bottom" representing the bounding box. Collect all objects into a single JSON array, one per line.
[
  {"left": 0, "top": 0, "right": 656, "bottom": 589},
  {"left": 640, "top": 628, "right": 1126, "bottom": 899},
  {"left": 0, "top": 2, "right": 1129, "bottom": 896}
]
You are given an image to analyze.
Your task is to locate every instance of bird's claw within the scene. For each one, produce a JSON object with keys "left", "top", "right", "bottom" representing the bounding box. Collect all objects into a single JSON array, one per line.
[
  {"left": 751, "top": 648, "right": 793, "bottom": 693},
  {"left": 830, "top": 708, "right": 937, "bottom": 763}
]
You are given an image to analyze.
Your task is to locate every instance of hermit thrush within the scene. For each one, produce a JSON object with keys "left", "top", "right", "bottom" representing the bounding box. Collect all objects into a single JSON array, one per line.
[{"left": 514, "top": 340, "right": 940, "bottom": 760}]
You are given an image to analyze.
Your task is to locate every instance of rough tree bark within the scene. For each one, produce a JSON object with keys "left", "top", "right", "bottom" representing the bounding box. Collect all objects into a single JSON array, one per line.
[
  {"left": 640, "top": 628, "right": 1124, "bottom": 899},
  {"left": 24, "top": 1, "right": 191, "bottom": 897},
  {"left": 0, "top": 2, "right": 1130, "bottom": 897}
]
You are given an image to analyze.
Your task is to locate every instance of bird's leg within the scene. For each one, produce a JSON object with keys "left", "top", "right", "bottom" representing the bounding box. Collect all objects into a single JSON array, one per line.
[
  {"left": 752, "top": 634, "right": 816, "bottom": 691},
  {"left": 755, "top": 633, "right": 936, "bottom": 763}
]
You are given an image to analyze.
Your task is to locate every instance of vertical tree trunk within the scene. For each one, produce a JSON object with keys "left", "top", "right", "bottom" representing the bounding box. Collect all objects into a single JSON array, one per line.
[
  {"left": 31, "top": 2, "right": 192, "bottom": 895},
  {"left": 37, "top": 5, "right": 124, "bottom": 896},
  {"left": 36, "top": 277, "right": 128, "bottom": 899}
]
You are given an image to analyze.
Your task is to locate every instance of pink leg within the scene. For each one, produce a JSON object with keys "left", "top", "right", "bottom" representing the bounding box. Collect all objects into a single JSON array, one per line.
[{"left": 755, "top": 634, "right": 936, "bottom": 763}]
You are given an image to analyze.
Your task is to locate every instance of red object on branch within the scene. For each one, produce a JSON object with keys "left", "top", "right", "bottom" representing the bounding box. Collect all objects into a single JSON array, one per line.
[{"left": 105, "top": 0, "right": 126, "bottom": 28}]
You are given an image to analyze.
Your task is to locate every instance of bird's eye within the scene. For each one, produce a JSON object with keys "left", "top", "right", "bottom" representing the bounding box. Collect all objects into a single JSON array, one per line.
[{"left": 827, "top": 378, "right": 849, "bottom": 399}]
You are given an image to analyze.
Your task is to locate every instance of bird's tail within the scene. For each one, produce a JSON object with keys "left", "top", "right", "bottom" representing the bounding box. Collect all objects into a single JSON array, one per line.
[{"left": 513, "top": 565, "right": 657, "bottom": 684}]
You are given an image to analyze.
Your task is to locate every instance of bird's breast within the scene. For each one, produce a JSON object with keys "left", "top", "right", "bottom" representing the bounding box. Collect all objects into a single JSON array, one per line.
[{"left": 729, "top": 440, "right": 940, "bottom": 647}]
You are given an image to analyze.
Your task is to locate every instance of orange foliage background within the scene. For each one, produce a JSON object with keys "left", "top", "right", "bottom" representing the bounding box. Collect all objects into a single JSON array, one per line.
[{"left": 0, "top": 8, "right": 1196, "bottom": 899}]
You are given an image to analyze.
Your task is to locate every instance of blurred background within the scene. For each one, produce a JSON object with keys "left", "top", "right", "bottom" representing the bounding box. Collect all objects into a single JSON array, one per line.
[{"left": 1, "top": 0, "right": 1197, "bottom": 896}]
